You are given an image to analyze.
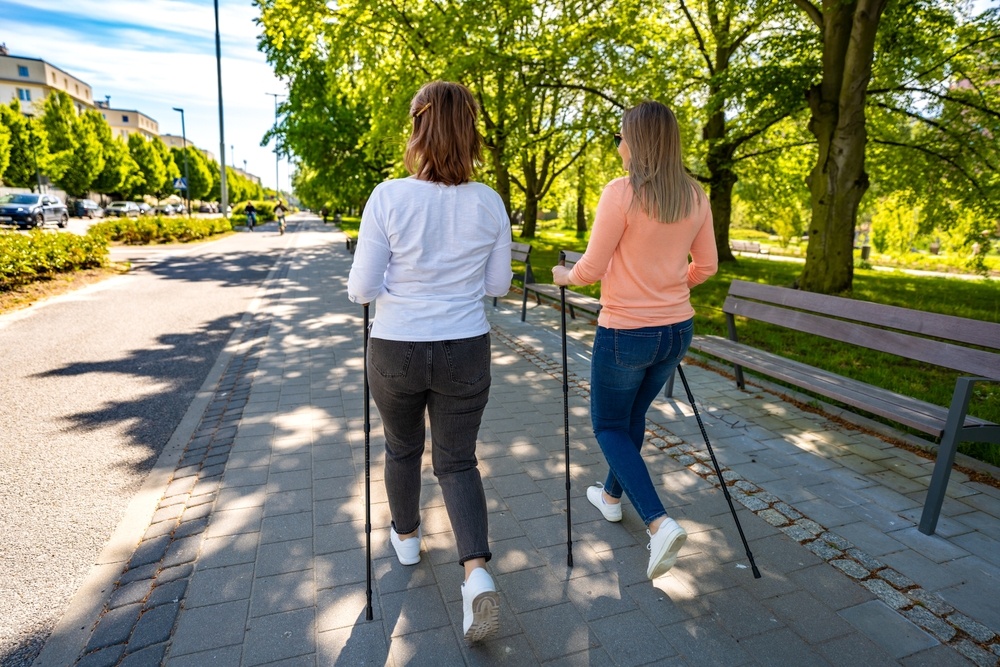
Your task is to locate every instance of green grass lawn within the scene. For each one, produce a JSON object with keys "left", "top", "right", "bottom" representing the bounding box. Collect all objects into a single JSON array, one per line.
[{"left": 338, "top": 215, "right": 999, "bottom": 466}]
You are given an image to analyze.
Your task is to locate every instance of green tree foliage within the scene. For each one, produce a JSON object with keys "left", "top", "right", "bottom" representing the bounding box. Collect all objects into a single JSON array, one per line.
[
  {"left": 870, "top": 191, "right": 921, "bottom": 255},
  {"left": 0, "top": 100, "right": 48, "bottom": 191},
  {"left": 172, "top": 146, "right": 213, "bottom": 201},
  {"left": 151, "top": 137, "right": 180, "bottom": 198},
  {"left": 93, "top": 137, "right": 141, "bottom": 200},
  {"left": 0, "top": 122, "right": 10, "bottom": 181},
  {"left": 40, "top": 90, "right": 105, "bottom": 195},
  {"left": 127, "top": 133, "right": 166, "bottom": 199},
  {"left": 673, "top": 0, "right": 818, "bottom": 261}
]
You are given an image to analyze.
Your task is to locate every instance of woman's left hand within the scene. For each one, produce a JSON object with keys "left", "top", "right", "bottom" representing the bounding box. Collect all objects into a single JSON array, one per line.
[{"left": 552, "top": 265, "right": 572, "bottom": 286}]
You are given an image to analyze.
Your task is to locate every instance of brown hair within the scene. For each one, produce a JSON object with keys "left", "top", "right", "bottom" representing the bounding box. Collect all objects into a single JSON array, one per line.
[
  {"left": 404, "top": 81, "right": 481, "bottom": 185},
  {"left": 621, "top": 100, "right": 703, "bottom": 223}
]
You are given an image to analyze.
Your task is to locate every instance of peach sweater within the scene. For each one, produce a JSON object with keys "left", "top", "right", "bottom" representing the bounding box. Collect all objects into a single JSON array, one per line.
[{"left": 568, "top": 177, "right": 718, "bottom": 329}]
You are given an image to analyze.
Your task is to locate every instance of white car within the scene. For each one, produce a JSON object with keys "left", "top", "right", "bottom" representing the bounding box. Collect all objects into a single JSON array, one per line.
[{"left": 105, "top": 201, "right": 141, "bottom": 218}]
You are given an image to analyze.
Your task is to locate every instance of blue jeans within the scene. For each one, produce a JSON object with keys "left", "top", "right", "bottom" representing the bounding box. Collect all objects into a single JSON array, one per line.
[
  {"left": 367, "top": 334, "right": 492, "bottom": 565},
  {"left": 591, "top": 319, "right": 694, "bottom": 526}
]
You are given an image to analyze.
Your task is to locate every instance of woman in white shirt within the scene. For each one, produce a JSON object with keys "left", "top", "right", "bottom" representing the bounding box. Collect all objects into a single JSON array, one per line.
[{"left": 347, "top": 81, "right": 512, "bottom": 644}]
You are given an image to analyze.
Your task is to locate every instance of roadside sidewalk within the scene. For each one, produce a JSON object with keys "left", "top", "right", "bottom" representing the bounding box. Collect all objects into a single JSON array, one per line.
[{"left": 35, "top": 217, "right": 1000, "bottom": 666}]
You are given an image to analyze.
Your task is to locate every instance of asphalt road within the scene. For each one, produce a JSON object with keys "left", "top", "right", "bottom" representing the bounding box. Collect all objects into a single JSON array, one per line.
[{"left": 0, "top": 226, "right": 288, "bottom": 667}]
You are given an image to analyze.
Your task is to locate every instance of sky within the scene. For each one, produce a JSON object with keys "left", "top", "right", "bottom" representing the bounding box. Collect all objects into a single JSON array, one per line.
[{"left": 1, "top": 0, "right": 289, "bottom": 191}]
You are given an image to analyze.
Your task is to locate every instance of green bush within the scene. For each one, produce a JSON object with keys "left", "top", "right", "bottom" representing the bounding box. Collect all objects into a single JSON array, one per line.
[
  {"left": 90, "top": 215, "right": 233, "bottom": 245},
  {"left": 0, "top": 229, "right": 109, "bottom": 291},
  {"left": 231, "top": 200, "right": 277, "bottom": 222}
]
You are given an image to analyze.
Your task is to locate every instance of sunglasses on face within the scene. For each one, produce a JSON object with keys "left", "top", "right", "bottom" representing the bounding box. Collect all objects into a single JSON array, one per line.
[{"left": 613, "top": 133, "right": 622, "bottom": 148}]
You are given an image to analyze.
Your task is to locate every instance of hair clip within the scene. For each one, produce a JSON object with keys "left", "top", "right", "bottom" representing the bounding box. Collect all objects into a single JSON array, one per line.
[{"left": 414, "top": 102, "right": 432, "bottom": 118}]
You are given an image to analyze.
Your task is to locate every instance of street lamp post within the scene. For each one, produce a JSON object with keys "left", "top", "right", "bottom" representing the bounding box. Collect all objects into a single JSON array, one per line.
[
  {"left": 214, "top": 0, "right": 229, "bottom": 217},
  {"left": 172, "top": 107, "right": 191, "bottom": 217},
  {"left": 23, "top": 113, "right": 42, "bottom": 193},
  {"left": 265, "top": 92, "right": 282, "bottom": 200}
]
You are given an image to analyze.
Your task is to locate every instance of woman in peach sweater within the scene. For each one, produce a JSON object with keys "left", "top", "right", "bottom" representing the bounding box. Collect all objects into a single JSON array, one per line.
[{"left": 552, "top": 100, "right": 718, "bottom": 579}]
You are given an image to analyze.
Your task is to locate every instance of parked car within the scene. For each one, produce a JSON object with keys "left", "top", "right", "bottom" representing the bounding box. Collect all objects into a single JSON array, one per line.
[
  {"left": 155, "top": 203, "right": 176, "bottom": 215},
  {"left": 69, "top": 199, "right": 105, "bottom": 219},
  {"left": 105, "top": 201, "right": 141, "bottom": 218},
  {"left": 173, "top": 203, "right": 187, "bottom": 214},
  {"left": 0, "top": 193, "right": 69, "bottom": 229},
  {"left": 137, "top": 202, "right": 153, "bottom": 216}
]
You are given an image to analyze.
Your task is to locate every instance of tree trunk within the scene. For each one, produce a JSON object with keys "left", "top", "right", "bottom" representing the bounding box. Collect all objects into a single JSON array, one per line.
[
  {"left": 705, "top": 110, "right": 737, "bottom": 263},
  {"left": 797, "top": 0, "right": 889, "bottom": 294},
  {"left": 519, "top": 155, "right": 540, "bottom": 238},
  {"left": 575, "top": 160, "right": 587, "bottom": 233}
]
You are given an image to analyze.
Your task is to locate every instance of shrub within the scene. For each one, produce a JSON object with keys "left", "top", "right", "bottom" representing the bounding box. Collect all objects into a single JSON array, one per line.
[
  {"left": 90, "top": 215, "right": 233, "bottom": 245},
  {"left": 0, "top": 229, "right": 109, "bottom": 291},
  {"left": 231, "top": 200, "right": 277, "bottom": 222}
]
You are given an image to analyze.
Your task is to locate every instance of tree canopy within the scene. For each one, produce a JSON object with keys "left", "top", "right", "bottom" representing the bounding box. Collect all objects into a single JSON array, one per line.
[{"left": 256, "top": 0, "right": 998, "bottom": 292}]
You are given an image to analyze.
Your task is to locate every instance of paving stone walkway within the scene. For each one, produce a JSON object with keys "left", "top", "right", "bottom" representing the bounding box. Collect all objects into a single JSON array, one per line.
[{"left": 33, "top": 218, "right": 1000, "bottom": 667}]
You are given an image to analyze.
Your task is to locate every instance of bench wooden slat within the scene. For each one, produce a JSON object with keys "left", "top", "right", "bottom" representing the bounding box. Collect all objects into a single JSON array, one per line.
[
  {"left": 511, "top": 241, "right": 531, "bottom": 264},
  {"left": 691, "top": 335, "right": 993, "bottom": 437},
  {"left": 519, "top": 248, "right": 602, "bottom": 320},
  {"left": 728, "top": 279, "right": 1000, "bottom": 351},
  {"left": 725, "top": 296, "right": 1000, "bottom": 379}
]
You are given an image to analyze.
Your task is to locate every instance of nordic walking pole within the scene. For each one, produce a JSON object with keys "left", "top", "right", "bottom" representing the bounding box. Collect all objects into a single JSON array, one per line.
[
  {"left": 676, "top": 364, "right": 761, "bottom": 578},
  {"left": 559, "top": 252, "right": 573, "bottom": 568},
  {"left": 363, "top": 304, "right": 374, "bottom": 619}
]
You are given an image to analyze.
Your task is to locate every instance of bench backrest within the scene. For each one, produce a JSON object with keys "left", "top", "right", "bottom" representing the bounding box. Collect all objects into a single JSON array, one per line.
[
  {"left": 511, "top": 241, "right": 531, "bottom": 264},
  {"left": 732, "top": 240, "right": 760, "bottom": 251},
  {"left": 724, "top": 279, "right": 1000, "bottom": 379},
  {"left": 511, "top": 241, "right": 533, "bottom": 285},
  {"left": 560, "top": 250, "right": 584, "bottom": 270}
]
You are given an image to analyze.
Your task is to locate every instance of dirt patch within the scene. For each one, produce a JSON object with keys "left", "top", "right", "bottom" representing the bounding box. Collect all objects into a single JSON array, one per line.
[{"left": 0, "top": 264, "right": 131, "bottom": 315}]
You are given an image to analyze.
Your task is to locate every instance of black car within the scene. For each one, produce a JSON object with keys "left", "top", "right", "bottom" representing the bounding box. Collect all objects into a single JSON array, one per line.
[
  {"left": 69, "top": 199, "right": 105, "bottom": 219},
  {"left": 0, "top": 193, "right": 70, "bottom": 229}
]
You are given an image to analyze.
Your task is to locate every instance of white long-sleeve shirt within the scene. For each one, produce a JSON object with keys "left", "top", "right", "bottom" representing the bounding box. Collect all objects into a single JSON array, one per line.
[{"left": 347, "top": 177, "right": 513, "bottom": 341}]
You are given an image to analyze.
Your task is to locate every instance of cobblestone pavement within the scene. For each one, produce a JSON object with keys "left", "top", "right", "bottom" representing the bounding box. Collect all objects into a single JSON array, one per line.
[{"left": 33, "top": 218, "right": 1000, "bottom": 666}]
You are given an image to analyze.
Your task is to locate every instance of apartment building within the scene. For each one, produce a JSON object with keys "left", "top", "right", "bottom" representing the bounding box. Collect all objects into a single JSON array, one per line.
[
  {"left": 98, "top": 101, "right": 160, "bottom": 141},
  {"left": 160, "top": 133, "right": 217, "bottom": 163},
  {"left": 0, "top": 50, "right": 94, "bottom": 113}
]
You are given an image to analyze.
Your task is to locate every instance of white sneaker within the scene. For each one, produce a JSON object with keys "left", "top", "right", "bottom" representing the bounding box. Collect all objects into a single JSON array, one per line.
[
  {"left": 646, "top": 518, "right": 687, "bottom": 579},
  {"left": 461, "top": 568, "right": 500, "bottom": 643},
  {"left": 389, "top": 526, "right": 422, "bottom": 565},
  {"left": 587, "top": 484, "right": 622, "bottom": 522}
]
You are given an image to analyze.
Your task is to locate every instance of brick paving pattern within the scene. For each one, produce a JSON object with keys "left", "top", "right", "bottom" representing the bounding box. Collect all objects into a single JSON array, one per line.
[{"left": 51, "top": 219, "right": 999, "bottom": 666}]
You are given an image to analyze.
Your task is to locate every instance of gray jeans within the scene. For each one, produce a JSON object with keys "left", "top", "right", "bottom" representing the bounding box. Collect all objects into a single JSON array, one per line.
[{"left": 367, "top": 333, "right": 492, "bottom": 565}]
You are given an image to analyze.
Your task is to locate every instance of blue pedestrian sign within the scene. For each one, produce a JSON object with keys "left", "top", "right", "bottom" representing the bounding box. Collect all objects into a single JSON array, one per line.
[{"left": 174, "top": 177, "right": 187, "bottom": 189}]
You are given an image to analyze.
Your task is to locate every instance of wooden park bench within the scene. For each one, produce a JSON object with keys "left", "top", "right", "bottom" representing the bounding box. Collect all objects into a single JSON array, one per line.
[
  {"left": 684, "top": 279, "right": 1000, "bottom": 536},
  {"left": 520, "top": 248, "right": 602, "bottom": 323},
  {"left": 731, "top": 240, "right": 770, "bottom": 257}
]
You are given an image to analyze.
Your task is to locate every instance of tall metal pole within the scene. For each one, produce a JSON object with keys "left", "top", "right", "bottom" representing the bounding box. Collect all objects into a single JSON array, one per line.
[
  {"left": 266, "top": 92, "right": 282, "bottom": 200},
  {"left": 214, "top": 0, "right": 229, "bottom": 217},
  {"left": 173, "top": 107, "right": 191, "bottom": 217}
]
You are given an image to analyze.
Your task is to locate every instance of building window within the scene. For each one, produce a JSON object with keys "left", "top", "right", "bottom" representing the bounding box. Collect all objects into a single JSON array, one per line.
[
  {"left": 122, "top": 115, "right": 130, "bottom": 123},
  {"left": 18, "top": 65, "right": 29, "bottom": 77},
  {"left": 75, "top": 84, "right": 79, "bottom": 94},
  {"left": 17, "top": 88, "right": 31, "bottom": 102}
]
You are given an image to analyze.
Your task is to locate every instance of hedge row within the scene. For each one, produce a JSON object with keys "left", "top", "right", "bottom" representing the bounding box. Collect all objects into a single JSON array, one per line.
[
  {"left": 90, "top": 216, "right": 233, "bottom": 245},
  {"left": 0, "top": 229, "right": 109, "bottom": 291}
]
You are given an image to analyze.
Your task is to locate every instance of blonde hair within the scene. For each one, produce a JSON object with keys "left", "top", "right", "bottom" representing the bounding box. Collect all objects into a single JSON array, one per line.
[
  {"left": 621, "top": 101, "right": 703, "bottom": 223},
  {"left": 404, "top": 81, "right": 481, "bottom": 185}
]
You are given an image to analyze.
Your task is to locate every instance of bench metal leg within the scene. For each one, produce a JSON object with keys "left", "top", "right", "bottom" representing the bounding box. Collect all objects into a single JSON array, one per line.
[
  {"left": 568, "top": 304, "right": 576, "bottom": 320},
  {"left": 918, "top": 377, "right": 975, "bottom": 535},
  {"left": 664, "top": 368, "right": 676, "bottom": 398},
  {"left": 521, "top": 288, "right": 529, "bottom": 322}
]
